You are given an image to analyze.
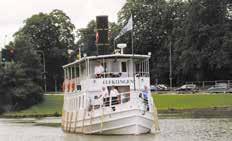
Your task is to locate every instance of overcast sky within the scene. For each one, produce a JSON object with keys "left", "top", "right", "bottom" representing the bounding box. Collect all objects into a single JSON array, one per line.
[{"left": 0, "top": 0, "right": 126, "bottom": 49}]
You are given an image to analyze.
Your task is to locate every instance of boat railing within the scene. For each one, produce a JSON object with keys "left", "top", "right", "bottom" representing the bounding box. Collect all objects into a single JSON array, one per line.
[
  {"left": 90, "top": 91, "right": 147, "bottom": 111},
  {"left": 64, "top": 90, "right": 150, "bottom": 113},
  {"left": 90, "top": 72, "right": 129, "bottom": 79},
  {"left": 89, "top": 71, "right": 150, "bottom": 79},
  {"left": 134, "top": 72, "right": 150, "bottom": 77}
]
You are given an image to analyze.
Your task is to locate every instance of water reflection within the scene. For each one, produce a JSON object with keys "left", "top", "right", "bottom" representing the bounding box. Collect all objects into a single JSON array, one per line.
[
  {"left": 63, "top": 134, "right": 160, "bottom": 141},
  {"left": 0, "top": 118, "right": 232, "bottom": 141}
]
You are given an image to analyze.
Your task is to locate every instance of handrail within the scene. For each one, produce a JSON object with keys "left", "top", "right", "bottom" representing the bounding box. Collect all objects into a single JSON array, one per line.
[
  {"left": 134, "top": 72, "right": 150, "bottom": 77},
  {"left": 91, "top": 72, "right": 124, "bottom": 78},
  {"left": 64, "top": 90, "right": 148, "bottom": 112},
  {"left": 90, "top": 91, "right": 145, "bottom": 110}
]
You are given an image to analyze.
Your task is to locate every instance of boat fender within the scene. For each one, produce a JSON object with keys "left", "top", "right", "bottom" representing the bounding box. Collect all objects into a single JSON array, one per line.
[
  {"left": 67, "top": 82, "right": 71, "bottom": 92},
  {"left": 62, "top": 82, "right": 65, "bottom": 92}
]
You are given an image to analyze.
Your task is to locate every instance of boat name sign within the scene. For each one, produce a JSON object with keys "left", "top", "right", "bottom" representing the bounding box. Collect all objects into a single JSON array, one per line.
[{"left": 103, "top": 79, "right": 134, "bottom": 85}]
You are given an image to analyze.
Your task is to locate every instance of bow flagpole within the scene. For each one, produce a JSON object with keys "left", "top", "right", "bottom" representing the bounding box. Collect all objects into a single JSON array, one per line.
[
  {"left": 114, "top": 14, "right": 135, "bottom": 90},
  {"left": 131, "top": 14, "right": 136, "bottom": 91},
  {"left": 131, "top": 15, "right": 134, "bottom": 55}
]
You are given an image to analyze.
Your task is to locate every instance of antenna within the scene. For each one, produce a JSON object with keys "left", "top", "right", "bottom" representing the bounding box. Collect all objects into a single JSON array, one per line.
[{"left": 117, "top": 43, "right": 127, "bottom": 54}]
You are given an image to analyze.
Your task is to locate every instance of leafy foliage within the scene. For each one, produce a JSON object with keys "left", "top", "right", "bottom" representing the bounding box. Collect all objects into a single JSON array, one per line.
[
  {"left": 117, "top": 0, "right": 232, "bottom": 84},
  {"left": 0, "top": 9, "right": 76, "bottom": 113},
  {"left": 0, "top": 35, "right": 44, "bottom": 112},
  {"left": 77, "top": 20, "right": 97, "bottom": 56},
  {"left": 0, "top": 64, "right": 43, "bottom": 112},
  {"left": 14, "top": 9, "right": 76, "bottom": 91},
  {"left": 174, "top": 0, "right": 232, "bottom": 82}
]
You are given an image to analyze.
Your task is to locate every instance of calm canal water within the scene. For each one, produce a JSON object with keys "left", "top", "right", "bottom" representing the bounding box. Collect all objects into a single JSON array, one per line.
[{"left": 0, "top": 117, "right": 232, "bottom": 141}]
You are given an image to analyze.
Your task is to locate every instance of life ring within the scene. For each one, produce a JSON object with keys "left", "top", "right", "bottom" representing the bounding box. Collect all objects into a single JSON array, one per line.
[
  {"left": 71, "top": 82, "right": 75, "bottom": 92},
  {"left": 67, "top": 82, "right": 71, "bottom": 92}
]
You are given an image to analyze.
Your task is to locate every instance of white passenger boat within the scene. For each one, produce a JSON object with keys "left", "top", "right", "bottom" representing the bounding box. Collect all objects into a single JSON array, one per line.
[{"left": 61, "top": 50, "right": 159, "bottom": 135}]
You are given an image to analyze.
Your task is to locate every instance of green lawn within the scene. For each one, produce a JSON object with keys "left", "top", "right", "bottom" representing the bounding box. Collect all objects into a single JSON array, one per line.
[
  {"left": 3, "top": 93, "right": 232, "bottom": 117},
  {"left": 153, "top": 94, "right": 232, "bottom": 110},
  {"left": 4, "top": 95, "right": 63, "bottom": 117}
]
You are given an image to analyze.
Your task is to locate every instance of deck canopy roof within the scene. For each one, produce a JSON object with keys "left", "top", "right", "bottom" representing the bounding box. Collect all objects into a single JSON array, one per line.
[{"left": 63, "top": 54, "right": 150, "bottom": 68}]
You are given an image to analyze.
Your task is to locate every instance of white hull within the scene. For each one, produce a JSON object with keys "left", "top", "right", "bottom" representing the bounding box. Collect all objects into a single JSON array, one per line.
[
  {"left": 62, "top": 108, "right": 157, "bottom": 135},
  {"left": 62, "top": 52, "right": 159, "bottom": 135}
]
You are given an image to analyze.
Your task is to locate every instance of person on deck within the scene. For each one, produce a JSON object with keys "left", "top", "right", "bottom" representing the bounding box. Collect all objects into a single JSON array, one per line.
[
  {"left": 93, "top": 95, "right": 103, "bottom": 109},
  {"left": 94, "top": 62, "right": 104, "bottom": 78},
  {"left": 101, "top": 87, "right": 110, "bottom": 106},
  {"left": 110, "top": 86, "right": 120, "bottom": 105},
  {"left": 142, "top": 86, "right": 149, "bottom": 112},
  {"left": 93, "top": 87, "right": 109, "bottom": 109}
]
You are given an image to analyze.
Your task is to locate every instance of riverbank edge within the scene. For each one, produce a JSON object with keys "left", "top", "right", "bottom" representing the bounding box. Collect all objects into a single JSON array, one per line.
[
  {"left": 1, "top": 106, "right": 232, "bottom": 118},
  {"left": 0, "top": 112, "right": 61, "bottom": 118},
  {"left": 158, "top": 106, "right": 232, "bottom": 118}
]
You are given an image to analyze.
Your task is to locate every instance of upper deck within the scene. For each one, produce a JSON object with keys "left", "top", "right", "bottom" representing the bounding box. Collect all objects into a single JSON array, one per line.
[
  {"left": 62, "top": 53, "right": 151, "bottom": 93},
  {"left": 63, "top": 54, "right": 150, "bottom": 67}
]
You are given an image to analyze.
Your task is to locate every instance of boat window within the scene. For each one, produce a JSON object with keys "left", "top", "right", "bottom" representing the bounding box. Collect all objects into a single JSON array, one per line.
[
  {"left": 74, "top": 65, "right": 80, "bottom": 78},
  {"left": 80, "top": 62, "right": 86, "bottom": 79},
  {"left": 103, "top": 62, "right": 107, "bottom": 72},
  {"left": 69, "top": 67, "right": 72, "bottom": 79},
  {"left": 121, "top": 62, "right": 127, "bottom": 72},
  {"left": 68, "top": 68, "right": 70, "bottom": 80},
  {"left": 111, "top": 61, "right": 120, "bottom": 72},
  {"left": 66, "top": 69, "right": 69, "bottom": 80},
  {"left": 77, "top": 85, "right": 81, "bottom": 91},
  {"left": 64, "top": 69, "right": 66, "bottom": 80},
  {"left": 67, "top": 68, "right": 71, "bottom": 80},
  {"left": 135, "top": 63, "right": 140, "bottom": 73},
  {"left": 72, "top": 67, "right": 75, "bottom": 79}
]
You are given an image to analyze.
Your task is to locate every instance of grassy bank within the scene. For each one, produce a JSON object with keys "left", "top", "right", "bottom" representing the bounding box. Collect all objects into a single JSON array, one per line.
[
  {"left": 153, "top": 94, "right": 232, "bottom": 118},
  {"left": 3, "top": 95, "right": 63, "bottom": 118},
  {"left": 2, "top": 93, "right": 232, "bottom": 118},
  {"left": 153, "top": 94, "right": 232, "bottom": 110}
]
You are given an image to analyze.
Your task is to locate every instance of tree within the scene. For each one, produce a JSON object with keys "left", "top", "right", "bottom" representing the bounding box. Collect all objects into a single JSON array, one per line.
[
  {"left": 0, "top": 9, "right": 77, "bottom": 113},
  {"left": 14, "top": 9, "right": 76, "bottom": 91},
  {"left": 118, "top": 0, "right": 188, "bottom": 84},
  {"left": 175, "top": 0, "right": 232, "bottom": 82},
  {"left": 0, "top": 63, "right": 43, "bottom": 112},
  {"left": 0, "top": 35, "right": 44, "bottom": 112},
  {"left": 118, "top": 0, "right": 232, "bottom": 84},
  {"left": 77, "top": 20, "right": 97, "bottom": 56}
]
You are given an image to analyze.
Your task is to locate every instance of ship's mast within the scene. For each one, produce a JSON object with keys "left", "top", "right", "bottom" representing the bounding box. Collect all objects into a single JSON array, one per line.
[{"left": 131, "top": 14, "right": 136, "bottom": 91}]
